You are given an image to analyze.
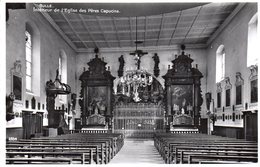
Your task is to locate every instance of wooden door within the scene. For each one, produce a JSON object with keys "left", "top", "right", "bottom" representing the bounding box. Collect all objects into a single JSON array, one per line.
[
  {"left": 200, "top": 118, "right": 208, "bottom": 134},
  {"left": 75, "top": 118, "right": 81, "bottom": 130},
  {"left": 244, "top": 112, "right": 258, "bottom": 141},
  {"left": 22, "top": 111, "right": 32, "bottom": 139},
  {"left": 22, "top": 111, "right": 43, "bottom": 139}
]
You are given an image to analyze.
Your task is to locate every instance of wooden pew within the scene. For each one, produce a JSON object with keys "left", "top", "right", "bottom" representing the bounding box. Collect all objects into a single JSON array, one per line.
[
  {"left": 179, "top": 150, "right": 258, "bottom": 164},
  {"left": 6, "top": 142, "right": 102, "bottom": 164},
  {"left": 6, "top": 132, "right": 124, "bottom": 164},
  {"left": 6, "top": 151, "right": 95, "bottom": 164},
  {"left": 187, "top": 154, "right": 258, "bottom": 164},
  {"left": 153, "top": 133, "right": 258, "bottom": 164},
  {"left": 6, "top": 157, "right": 72, "bottom": 164}
]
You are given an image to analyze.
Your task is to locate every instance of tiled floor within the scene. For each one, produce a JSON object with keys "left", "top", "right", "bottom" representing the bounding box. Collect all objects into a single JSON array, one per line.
[{"left": 110, "top": 139, "right": 164, "bottom": 164}]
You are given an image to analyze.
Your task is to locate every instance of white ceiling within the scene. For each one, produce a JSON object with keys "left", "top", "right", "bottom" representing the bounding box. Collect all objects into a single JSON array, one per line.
[{"left": 40, "top": 3, "right": 244, "bottom": 52}]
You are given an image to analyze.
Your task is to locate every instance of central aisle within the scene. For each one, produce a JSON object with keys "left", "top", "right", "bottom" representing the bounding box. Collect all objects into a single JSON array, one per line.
[{"left": 110, "top": 139, "right": 165, "bottom": 164}]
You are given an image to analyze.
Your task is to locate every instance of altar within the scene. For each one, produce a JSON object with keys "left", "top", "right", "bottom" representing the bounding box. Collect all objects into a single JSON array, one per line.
[
  {"left": 79, "top": 49, "right": 115, "bottom": 131},
  {"left": 163, "top": 45, "right": 203, "bottom": 132}
]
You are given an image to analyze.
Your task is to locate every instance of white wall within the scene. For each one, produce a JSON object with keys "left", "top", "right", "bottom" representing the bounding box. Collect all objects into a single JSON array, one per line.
[
  {"left": 6, "top": 4, "right": 77, "bottom": 128},
  {"left": 206, "top": 3, "right": 258, "bottom": 127}
]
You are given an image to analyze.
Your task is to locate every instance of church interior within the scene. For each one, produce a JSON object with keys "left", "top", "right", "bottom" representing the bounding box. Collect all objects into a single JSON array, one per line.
[{"left": 5, "top": 2, "right": 258, "bottom": 164}]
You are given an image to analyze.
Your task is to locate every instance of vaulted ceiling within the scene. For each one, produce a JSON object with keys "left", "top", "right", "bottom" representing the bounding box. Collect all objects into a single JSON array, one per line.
[{"left": 40, "top": 3, "right": 244, "bottom": 52}]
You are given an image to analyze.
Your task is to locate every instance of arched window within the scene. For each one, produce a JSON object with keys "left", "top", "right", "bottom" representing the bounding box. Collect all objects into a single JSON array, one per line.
[
  {"left": 25, "top": 22, "right": 40, "bottom": 95},
  {"left": 216, "top": 45, "right": 225, "bottom": 83},
  {"left": 247, "top": 13, "right": 258, "bottom": 67},
  {"left": 25, "top": 30, "right": 32, "bottom": 91}
]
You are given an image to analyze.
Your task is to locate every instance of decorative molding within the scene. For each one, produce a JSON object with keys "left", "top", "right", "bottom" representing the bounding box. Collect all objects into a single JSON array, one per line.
[
  {"left": 249, "top": 65, "right": 258, "bottom": 81},
  {"left": 216, "top": 82, "right": 222, "bottom": 93},
  {"left": 10, "top": 60, "right": 22, "bottom": 75},
  {"left": 225, "top": 77, "right": 232, "bottom": 90},
  {"left": 235, "top": 72, "right": 244, "bottom": 86}
]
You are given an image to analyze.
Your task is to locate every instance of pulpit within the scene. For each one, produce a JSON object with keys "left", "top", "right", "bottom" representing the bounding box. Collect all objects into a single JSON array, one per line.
[
  {"left": 163, "top": 45, "right": 203, "bottom": 132},
  {"left": 79, "top": 49, "right": 115, "bottom": 131}
]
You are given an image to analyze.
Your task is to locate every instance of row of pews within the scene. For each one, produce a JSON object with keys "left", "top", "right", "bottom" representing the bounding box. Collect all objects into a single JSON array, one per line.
[
  {"left": 154, "top": 133, "right": 258, "bottom": 164},
  {"left": 6, "top": 133, "right": 124, "bottom": 164}
]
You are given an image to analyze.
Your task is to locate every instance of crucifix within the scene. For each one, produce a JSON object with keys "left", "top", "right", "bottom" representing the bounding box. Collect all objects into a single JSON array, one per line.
[{"left": 130, "top": 16, "right": 148, "bottom": 70}]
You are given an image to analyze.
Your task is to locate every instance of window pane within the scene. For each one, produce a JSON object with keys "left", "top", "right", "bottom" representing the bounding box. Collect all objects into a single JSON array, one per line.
[
  {"left": 26, "top": 47, "right": 32, "bottom": 62},
  {"left": 26, "top": 75, "right": 32, "bottom": 91},
  {"left": 26, "top": 61, "right": 31, "bottom": 76},
  {"left": 247, "top": 14, "right": 258, "bottom": 67},
  {"left": 25, "top": 31, "right": 31, "bottom": 46}
]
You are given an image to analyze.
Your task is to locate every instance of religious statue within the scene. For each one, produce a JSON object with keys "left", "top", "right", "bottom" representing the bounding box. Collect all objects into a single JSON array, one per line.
[
  {"left": 118, "top": 55, "right": 125, "bottom": 77},
  {"left": 152, "top": 53, "right": 160, "bottom": 77}
]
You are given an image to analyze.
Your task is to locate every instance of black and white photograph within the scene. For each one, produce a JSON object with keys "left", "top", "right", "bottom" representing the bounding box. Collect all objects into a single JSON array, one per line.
[{"left": 3, "top": 0, "right": 258, "bottom": 165}]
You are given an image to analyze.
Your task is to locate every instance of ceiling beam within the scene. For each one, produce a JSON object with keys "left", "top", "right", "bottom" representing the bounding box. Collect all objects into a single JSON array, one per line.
[
  {"left": 169, "top": 11, "right": 182, "bottom": 45},
  {"left": 128, "top": 17, "right": 134, "bottom": 47},
  {"left": 78, "top": 14, "right": 99, "bottom": 48},
  {"left": 39, "top": 12, "right": 77, "bottom": 51},
  {"left": 157, "top": 14, "right": 165, "bottom": 46},
  {"left": 112, "top": 17, "right": 121, "bottom": 48},
  {"left": 182, "top": 6, "right": 202, "bottom": 44},
  {"left": 206, "top": 3, "right": 246, "bottom": 46},
  {"left": 61, "top": 13, "right": 89, "bottom": 48},
  {"left": 144, "top": 16, "right": 148, "bottom": 47},
  {"left": 96, "top": 16, "right": 110, "bottom": 48}
]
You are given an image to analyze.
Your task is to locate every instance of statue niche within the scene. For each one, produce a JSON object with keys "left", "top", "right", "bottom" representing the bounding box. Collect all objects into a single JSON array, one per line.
[{"left": 79, "top": 48, "right": 115, "bottom": 130}]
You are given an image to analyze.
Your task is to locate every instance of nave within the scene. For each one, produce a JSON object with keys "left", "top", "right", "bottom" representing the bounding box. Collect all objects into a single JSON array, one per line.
[{"left": 5, "top": 2, "right": 258, "bottom": 165}]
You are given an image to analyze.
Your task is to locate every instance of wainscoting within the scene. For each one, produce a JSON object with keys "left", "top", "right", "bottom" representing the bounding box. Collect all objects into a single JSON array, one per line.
[{"left": 214, "top": 126, "right": 244, "bottom": 139}]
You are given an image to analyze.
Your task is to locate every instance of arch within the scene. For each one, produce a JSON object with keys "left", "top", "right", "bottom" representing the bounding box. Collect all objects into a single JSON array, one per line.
[{"left": 216, "top": 44, "right": 225, "bottom": 83}]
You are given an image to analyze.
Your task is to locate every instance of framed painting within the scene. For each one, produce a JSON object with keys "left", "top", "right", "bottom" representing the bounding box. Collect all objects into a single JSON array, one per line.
[
  {"left": 11, "top": 60, "right": 23, "bottom": 102},
  {"left": 225, "top": 89, "right": 230, "bottom": 107},
  {"left": 217, "top": 92, "right": 221, "bottom": 108},
  {"left": 87, "top": 86, "right": 108, "bottom": 115},
  {"left": 250, "top": 79, "right": 258, "bottom": 103},
  {"left": 236, "top": 85, "right": 242, "bottom": 105},
  {"left": 171, "top": 85, "right": 193, "bottom": 115}
]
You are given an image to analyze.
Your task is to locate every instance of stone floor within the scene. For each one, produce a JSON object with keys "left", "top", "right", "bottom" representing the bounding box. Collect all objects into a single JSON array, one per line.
[{"left": 110, "top": 139, "right": 165, "bottom": 164}]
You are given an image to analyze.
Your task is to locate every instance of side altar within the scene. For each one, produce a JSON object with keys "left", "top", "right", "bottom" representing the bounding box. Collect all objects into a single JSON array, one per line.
[
  {"left": 79, "top": 49, "right": 115, "bottom": 131},
  {"left": 163, "top": 45, "right": 203, "bottom": 133}
]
